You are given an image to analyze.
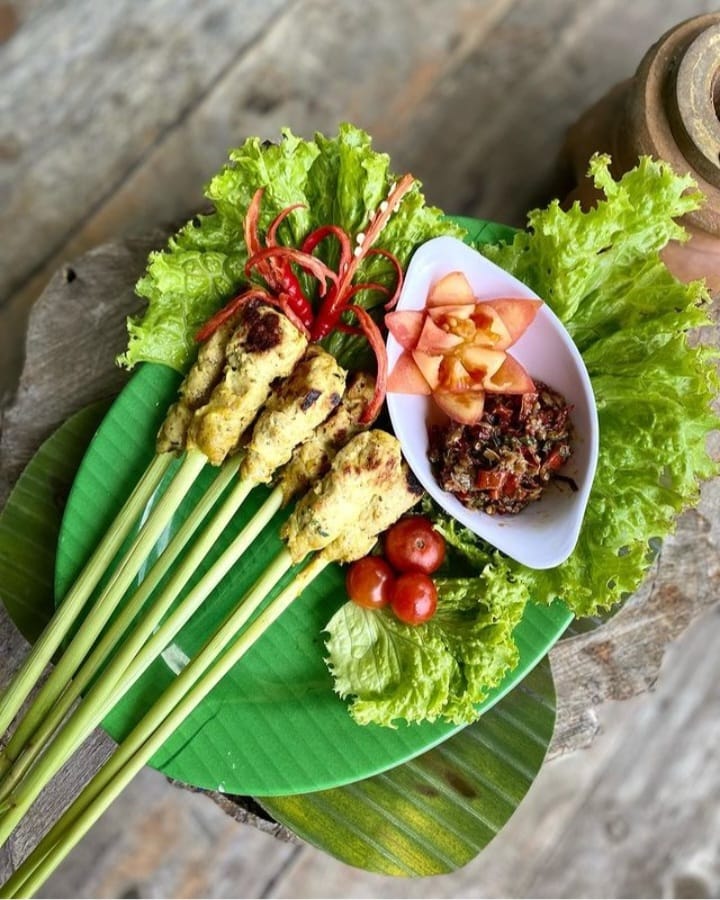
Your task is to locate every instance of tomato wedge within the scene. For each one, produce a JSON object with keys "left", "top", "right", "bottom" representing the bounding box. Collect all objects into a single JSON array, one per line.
[
  {"left": 385, "top": 310, "right": 425, "bottom": 350},
  {"left": 427, "top": 271, "right": 474, "bottom": 307},
  {"left": 483, "top": 298, "right": 542, "bottom": 344},
  {"left": 412, "top": 351, "right": 443, "bottom": 391},
  {"left": 437, "top": 355, "right": 477, "bottom": 393},
  {"left": 433, "top": 389, "right": 485, "bottom": 425},
  {"left": 415, "top": 316, "right": 463, "bottom": 354},
  {"left": 386, "top": 351, "right": 431, "bottom": 395},
  {"left": 484, "top": 354, "right": 535, "bottom": 394},
  {"left": 458, "top": 345, "right": 506, "bottom": 383}
]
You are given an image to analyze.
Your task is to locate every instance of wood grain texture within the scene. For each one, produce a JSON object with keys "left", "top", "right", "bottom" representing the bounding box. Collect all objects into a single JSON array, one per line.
[
  {"left": 1, "top": 0, "right": 719, "bottom": 893},
  {"left": 4, "top": 0, "right": 715, "bottom": 403}
]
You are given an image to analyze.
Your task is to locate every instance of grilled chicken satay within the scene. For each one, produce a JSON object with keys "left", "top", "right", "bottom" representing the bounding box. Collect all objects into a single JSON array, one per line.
[
  {"left": 188, "top": 300, "right": 308, "bottom": 465},
  {"left": 320, "top": 467, "right": 423, "bottom": 564},
  {"left": 156, "top": 314, "right": 242, "bottom": 454},
  {"left": 241, "top": 346, "right": 346, "bottom": 485},
  {"left": 282, "top": 430, "right": 421, "bottom": 563},
  {"left": 278, "top": 371, "right": 376, "bottom": 504}
]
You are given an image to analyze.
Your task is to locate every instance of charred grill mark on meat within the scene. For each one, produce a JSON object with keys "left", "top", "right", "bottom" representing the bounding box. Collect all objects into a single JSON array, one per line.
[
  {"left": 240, "top": 346, "right": 347, "bottom": 485},
  {"left": 156, "top": 314, "right": 242, "bottom": 454},
  {"left": 429, "top": 382, "right": 574, "bottom": 515},
  {"left": 404, "top": 466, "right": 424, "bottom": 498},
  {"left": 242, "top": 299, "right": 284, "bottom": 352},
  {"left": 278, "top": 372, "right": 376, "bottom": 504},
  {"left": 187, "top": 303, "right": 308, "bottom": 466},
  {"left": 282, "top": 429, "right": 415, "bottom": 563},
  {"left": 300, "top": 389, "right": 322, "bottom": 411}
]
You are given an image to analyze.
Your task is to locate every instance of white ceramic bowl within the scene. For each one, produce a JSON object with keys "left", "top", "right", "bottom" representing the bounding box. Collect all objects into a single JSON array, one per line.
[{"left": 386, "top": 236, "right": 599, "bottom": 569}]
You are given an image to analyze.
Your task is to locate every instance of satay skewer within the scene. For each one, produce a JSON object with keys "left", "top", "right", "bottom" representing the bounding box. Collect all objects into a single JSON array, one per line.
[
  {"left": 0, "top": 301, "right": 309, "bottom": 780},
  {"left": 0, "top": 431, "right": 422, "bottom": 899},
  {"left": 0, "top": 344, "right": 346, "bottom": 804},
  {"left": 0, "top": 310, "right": 254, "bottom": 744}
]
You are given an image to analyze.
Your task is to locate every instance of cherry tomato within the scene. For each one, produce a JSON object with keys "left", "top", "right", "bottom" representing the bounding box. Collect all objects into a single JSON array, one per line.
[
  {"left": 384, "top": 516, "right": 446, "bottom": 575},
  {"left": 346, "top": 556, "right": 396, "bottom": 609},
  {"left": 391, "top": 573, "right": 438, "bottom": 625}
]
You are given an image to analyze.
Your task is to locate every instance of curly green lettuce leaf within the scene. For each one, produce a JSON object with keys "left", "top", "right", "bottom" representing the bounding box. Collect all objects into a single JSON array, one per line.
[
  {"left": 325, "top": 573, "right": 525, "bottom": 727},
  {"left": 470, "top": 155, "right": 719, "bottom": 617},
  {"left": 328, "top": 154, "right": 719, "bottom": 727},
  {"left": 119, "top": 123, "right": 462, "bottom": 372}
]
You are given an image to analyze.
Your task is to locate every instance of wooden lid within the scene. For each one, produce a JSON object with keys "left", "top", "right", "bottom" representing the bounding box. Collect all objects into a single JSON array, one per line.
[{"left": 625, "top": 13, "right": 720, "bottom": 234}]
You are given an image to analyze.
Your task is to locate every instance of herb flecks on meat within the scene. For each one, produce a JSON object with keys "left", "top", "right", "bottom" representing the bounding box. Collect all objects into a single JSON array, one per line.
[{"left": 428, "top": 382, "right": 574, "bottom": 515}]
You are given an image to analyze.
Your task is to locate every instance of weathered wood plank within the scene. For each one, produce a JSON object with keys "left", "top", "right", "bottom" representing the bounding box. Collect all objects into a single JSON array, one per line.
[
  {"left": 0, "top": 0, "right": 293, "bottom": 401},
  {"left": 1, "top": 0, "right": 719, "bottom": 894},
  {"left": 32, "top": 770, "right": 299, "bottom": 900},
  {"left": 3, "top": 0, "right": 715, "bottom": 405},
  {"left": 0, "top": 0, "right": 292, "bottom": 304}
]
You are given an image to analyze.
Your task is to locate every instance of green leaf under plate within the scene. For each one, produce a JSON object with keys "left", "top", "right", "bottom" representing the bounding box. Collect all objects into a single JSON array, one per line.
[
  {"left": 0, "top": 403, "right": 109, "bottom": 644},
  {"left": 260, "top": 657, "right": 555, "bottom": 876},
  {"left": 0, "top": 404, "right": 558, "bottom": 877}
]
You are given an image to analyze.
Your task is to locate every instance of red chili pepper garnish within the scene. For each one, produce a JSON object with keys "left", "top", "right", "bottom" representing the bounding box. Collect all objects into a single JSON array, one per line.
[
  {"left": 246, "top": 246, "right": 338, "bottom": 298},
  {"left": 309, "top": 175, "right": 414, "bottom": 341},
  {"left": 333, "top": 322, "right": 363, "bottom": 336},
  {"left": 344, "top": 305, "right": 387, "bottom": 424},
  {"left": 242, "top": 188, "right": 315, "bottom": 328},
  {"left": 365, "top": 248, "right": 404, "bottom": 310},
  {"left": 301, "top": 224, "right": 352, "bottom": 261},
  {"left": 196, "top": 177, "right": 415, "bottom": 422},
  {"left": 267, "top": 202, "right": 306, "bottom": 246},
  {"left": 194, "top": 288, "right": 270, "bottom": 343}
]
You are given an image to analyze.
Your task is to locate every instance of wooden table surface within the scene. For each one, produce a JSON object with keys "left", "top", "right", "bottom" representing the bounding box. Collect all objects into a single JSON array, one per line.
[{"left": 1, "top": 1, "right": 719, "bottom": 897}]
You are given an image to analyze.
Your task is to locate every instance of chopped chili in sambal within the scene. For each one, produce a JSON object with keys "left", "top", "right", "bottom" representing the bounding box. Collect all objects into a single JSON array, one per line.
[{"left": 428, "top": 382, "right": 575, "bottom": 515}]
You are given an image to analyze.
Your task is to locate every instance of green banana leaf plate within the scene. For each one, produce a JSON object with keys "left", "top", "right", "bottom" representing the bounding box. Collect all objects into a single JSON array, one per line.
[
  {"left": 0, "top": 400, "right": 558, "bottom": 877},
  {"left": 52, "top": 363, "right": 569, "bottom": 797},
  {"left": 4, "top": 217, "right": 571, "bottom": 799}
]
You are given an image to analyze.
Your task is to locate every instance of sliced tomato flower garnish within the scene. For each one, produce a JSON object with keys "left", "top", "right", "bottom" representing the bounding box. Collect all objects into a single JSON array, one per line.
[
  {"left": 386, "top": 270, "right": 542, "bottom": 425},
  {"left": 386, "top": 351, "right": 431, "bottom": 395},
  {"left": 427, "top": 271, "right": 474, "bottom": 307}
]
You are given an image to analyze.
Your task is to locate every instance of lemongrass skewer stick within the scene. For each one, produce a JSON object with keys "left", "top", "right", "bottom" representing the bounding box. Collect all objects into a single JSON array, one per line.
[
  {"left": 1, "top": 431, "right": 420, "bottom": 894},
  {"left": 0, "top": 302, "right": 311, "bottom": 762},
  {"left": 0, "top": 427, "right": 381, "bottom": 838},
  {"left": 0, "top": 452, "right": 173, "bottom": 743},
  {"left": 0, "top": 482, "right": 281, "bottom": 806},
  {"left": 0, "top": 456, "right": 244, "bottom": 794},
  {"left": 0, "top": 545, "right": 295, "bottom": 852},
  {"left": 0, "top": 553, "right": 324, "bottom": 900},
  {"left": 0, "top": 450, "right": 206, "bottom": 778},
  {"left": 1, "top": 348, "right": 347, "bottom": 799}
]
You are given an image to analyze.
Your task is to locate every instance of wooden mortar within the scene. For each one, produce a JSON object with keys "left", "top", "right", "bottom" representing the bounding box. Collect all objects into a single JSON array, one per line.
[{"left": 563, "top": 13, "right": 720, "bottom": 293}]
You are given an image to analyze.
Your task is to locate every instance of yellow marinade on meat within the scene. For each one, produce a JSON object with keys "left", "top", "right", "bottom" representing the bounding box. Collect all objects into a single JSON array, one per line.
[
  {"left": 241, "top": 346, "right": 347, "bottom": 485},
  {"left": 278, "top": 371, "right": 376, "bottom": 504},
  {"left": 156, "top": 315, "right": 241, "bottom": 454},
  {"left": 282, "top": 430, "right": 422, "bottom": 563},
  {"left": 187, "top": 301, "right": 308, "bottom": 466},
  {"left": 320, "top": 455, "right": 423, "bottom": 564}
]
